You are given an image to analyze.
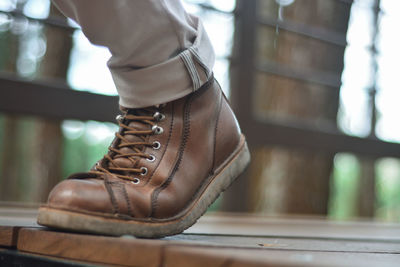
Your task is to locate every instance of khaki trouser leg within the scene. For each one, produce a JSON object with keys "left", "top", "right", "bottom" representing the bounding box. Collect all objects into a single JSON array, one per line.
[{"left": 51, "top": 0, "right": 215, "bottom": 108}]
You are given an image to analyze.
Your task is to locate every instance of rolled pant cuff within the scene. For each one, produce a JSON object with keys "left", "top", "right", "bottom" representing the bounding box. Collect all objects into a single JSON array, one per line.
[{"left": 114, "top": 20, "right": 215, "bottom": 109}]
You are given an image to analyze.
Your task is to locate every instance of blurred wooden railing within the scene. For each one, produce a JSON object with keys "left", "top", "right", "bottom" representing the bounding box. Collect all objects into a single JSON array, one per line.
[
  {"left": 1, "top": 0, "right": 399, "bottom": 213},
  {"left": 1, "top": 73, "right": 400, "bottom": 158},
  {"left": 0, "top": 74, "right": 118, "bottom": 123}
]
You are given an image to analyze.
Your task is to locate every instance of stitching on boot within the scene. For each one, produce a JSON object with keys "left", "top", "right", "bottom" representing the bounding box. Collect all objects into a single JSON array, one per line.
[
  {"left": 120, "top": 183, "right": 133, "bottom": 216},
  {"left": 104, "top": 177, "right": 119, "bottom": 215},
  {"left": 210, "top": 81, "right": 223, "bottom": 175},
  {"left": 107, "top": 181, "right": 134, "bottom": 217},
  {"left": 146, "top": 103, "right": 174, "bottom": 186},
  {"left": 150, "top": 94, "right": 193, "bottom": 217},
  {"left": 150, "top": 77, "right": 214, "bottom": 217},
  {"left": 185, "top": 80, "right": 221, "bottom": 207}
]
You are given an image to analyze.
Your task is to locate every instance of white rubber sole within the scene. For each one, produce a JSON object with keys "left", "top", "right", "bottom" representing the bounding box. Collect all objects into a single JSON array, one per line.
[{"left": 37, "top": 137, "right": 250, "bottom": 238}]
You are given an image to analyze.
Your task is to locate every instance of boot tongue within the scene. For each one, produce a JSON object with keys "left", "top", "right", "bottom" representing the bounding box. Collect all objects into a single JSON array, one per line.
[
  {"left": 124, "top": 106, "right": 155, "bottom": 144},
  {"left": 126, "top": 106, "right": 156, "bottom": 116},
  {"left": 108, "top": 107, "right": 155, "bottom": 169}
]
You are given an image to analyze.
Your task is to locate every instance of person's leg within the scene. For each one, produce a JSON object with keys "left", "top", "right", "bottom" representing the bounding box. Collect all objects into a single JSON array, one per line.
[
  {"left": 38, "top": 0, "right": 250, "bottom": 238},
  {"left": 51, "top": 0, "right": 214, "bottom": 108}
]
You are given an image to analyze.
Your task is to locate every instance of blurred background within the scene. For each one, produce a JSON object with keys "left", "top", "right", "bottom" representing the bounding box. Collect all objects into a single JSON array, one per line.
[{"left": 0, "top": 0, "right": 399, "bottom": 222}]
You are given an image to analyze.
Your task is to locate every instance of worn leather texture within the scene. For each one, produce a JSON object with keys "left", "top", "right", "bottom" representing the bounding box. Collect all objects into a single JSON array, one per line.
[{"left": 47, "top": 78, "right": 242, "bottom": 220}]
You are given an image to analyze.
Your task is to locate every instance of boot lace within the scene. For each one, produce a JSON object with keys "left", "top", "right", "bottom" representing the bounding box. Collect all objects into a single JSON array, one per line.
[{"left": 90, "top": 107, "right": 165, "bottom": 182}]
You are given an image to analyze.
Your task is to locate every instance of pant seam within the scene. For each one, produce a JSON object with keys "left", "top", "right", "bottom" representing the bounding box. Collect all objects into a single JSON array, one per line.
[
  {"left": 180, "top": 51, "right": 200, "bottom": 90},
  {"left": 189, "top": 47, "right": 211, "bottom": 78}
]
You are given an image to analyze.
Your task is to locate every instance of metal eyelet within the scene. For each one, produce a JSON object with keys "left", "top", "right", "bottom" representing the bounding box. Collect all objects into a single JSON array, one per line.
[
  {"left": 153, "top": 112, "right": 165, "bottom": 122},
  {"left": 140, "top": 167, "right": 148, "bottom": 176},
  {"left": 152, "top": 125, "right": 164, "bottom": 135},
  {"left": 115, "top": 114, "right": 123, "bottom": 122},
  {"left": 131, "top": 178, "right": 140, "bottom": 184},
  {"left": 152, "top": 141, "right": 161, "bottom": 150},
  {"left": 146, "top": 155, "right": 156, "bottom": 162}
]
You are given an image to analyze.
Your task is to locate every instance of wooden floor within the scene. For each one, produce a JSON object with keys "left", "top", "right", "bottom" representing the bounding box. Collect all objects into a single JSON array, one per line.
[{"left": 1, "top": 205, "right": 400, "bottom": 266}]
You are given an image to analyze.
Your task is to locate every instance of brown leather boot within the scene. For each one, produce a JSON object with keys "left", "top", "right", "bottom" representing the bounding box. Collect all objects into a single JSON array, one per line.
[{"left": 37, "top": 77, "right": 250, "bottom": 238}]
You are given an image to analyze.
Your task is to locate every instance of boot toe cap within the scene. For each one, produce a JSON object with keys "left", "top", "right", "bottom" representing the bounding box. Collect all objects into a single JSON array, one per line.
[{"left": 47, "top": 179, "right": 114, "bottom": 215}]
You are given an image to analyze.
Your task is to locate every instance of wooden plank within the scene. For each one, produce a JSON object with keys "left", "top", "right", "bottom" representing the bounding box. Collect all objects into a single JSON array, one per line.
[
  {"left": 257, "top": 16, "right": 347, "bottom": 47},
  {"left": 17, "top": 228, "right": 165, "bottom": 267},
  {"left": 186, "top": 213, "right": 400, "bottom": 242},
  {"left": 0, "top": 226, "right": 18, "bottom": 247},
  {"left": 0, "top": 205, "right": 39, "bottom": 247},
  {"left": 1, "top": 207, "right": 400, "bottom": 242},
  {"left": 166, "top": 234, "right": 400, "bottom": 254},
  {"left": 0, "top": 74, "right": 119, "bottom": 123},
  {"left": 1, "top": 208, "right": 400, "bottom": 266},
  {"left": 2, "top": 206, "right": 400, "bottom": 242},
  {"left": 244, "top": 118, "right": 400, "bottom": 158},
  {"left": 14, "top": 227, "right": 400, "bottom": 267},
  {"left": 0, "top": 206, "right": 39, "bottom": 228},
  {"left": 256, "top": 61, "right": 342, "bottom": 88},
  {"left": 0, "top": 248, "right": 101, "bottom": 267},
  {"left": 164, "top": 245, "right": 400, "bottom": 267}
]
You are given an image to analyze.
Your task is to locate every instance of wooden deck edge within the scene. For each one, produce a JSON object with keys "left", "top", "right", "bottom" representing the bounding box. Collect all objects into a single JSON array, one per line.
[
  {"left": 0, "top": 226, "right": 20, "bottom": 247},
  {"left": 17, "top": 228, "right": 165, "bottom": 267},
  {"left": 15, "top": 228, "right": 296, "bottom": 267},
  {"left": 6, "top": 227, "right": 400, "bottom": 267}
]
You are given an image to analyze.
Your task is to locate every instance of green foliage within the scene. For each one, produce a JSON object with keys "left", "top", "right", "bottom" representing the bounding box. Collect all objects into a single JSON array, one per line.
[
  {"left": 15, "top": 117, "right": 38, "bottom": 201},
  {"left": 61, "top": 120, "right": 117, "bottom": 179},
  {"left": 375, "top": 158, "right": 400, "bottom": 221},
  {"left": 0, "top": 114, "right": 40, "bottom": 201},
  {"left": 0, "top": 114, "right": 4, "bottom": 175},
  {"left": 328, "top": 153, "right": 361, "bottom": 220},
  {"left": 328, "top": 153, "right": 400, "bottom": 222}
]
